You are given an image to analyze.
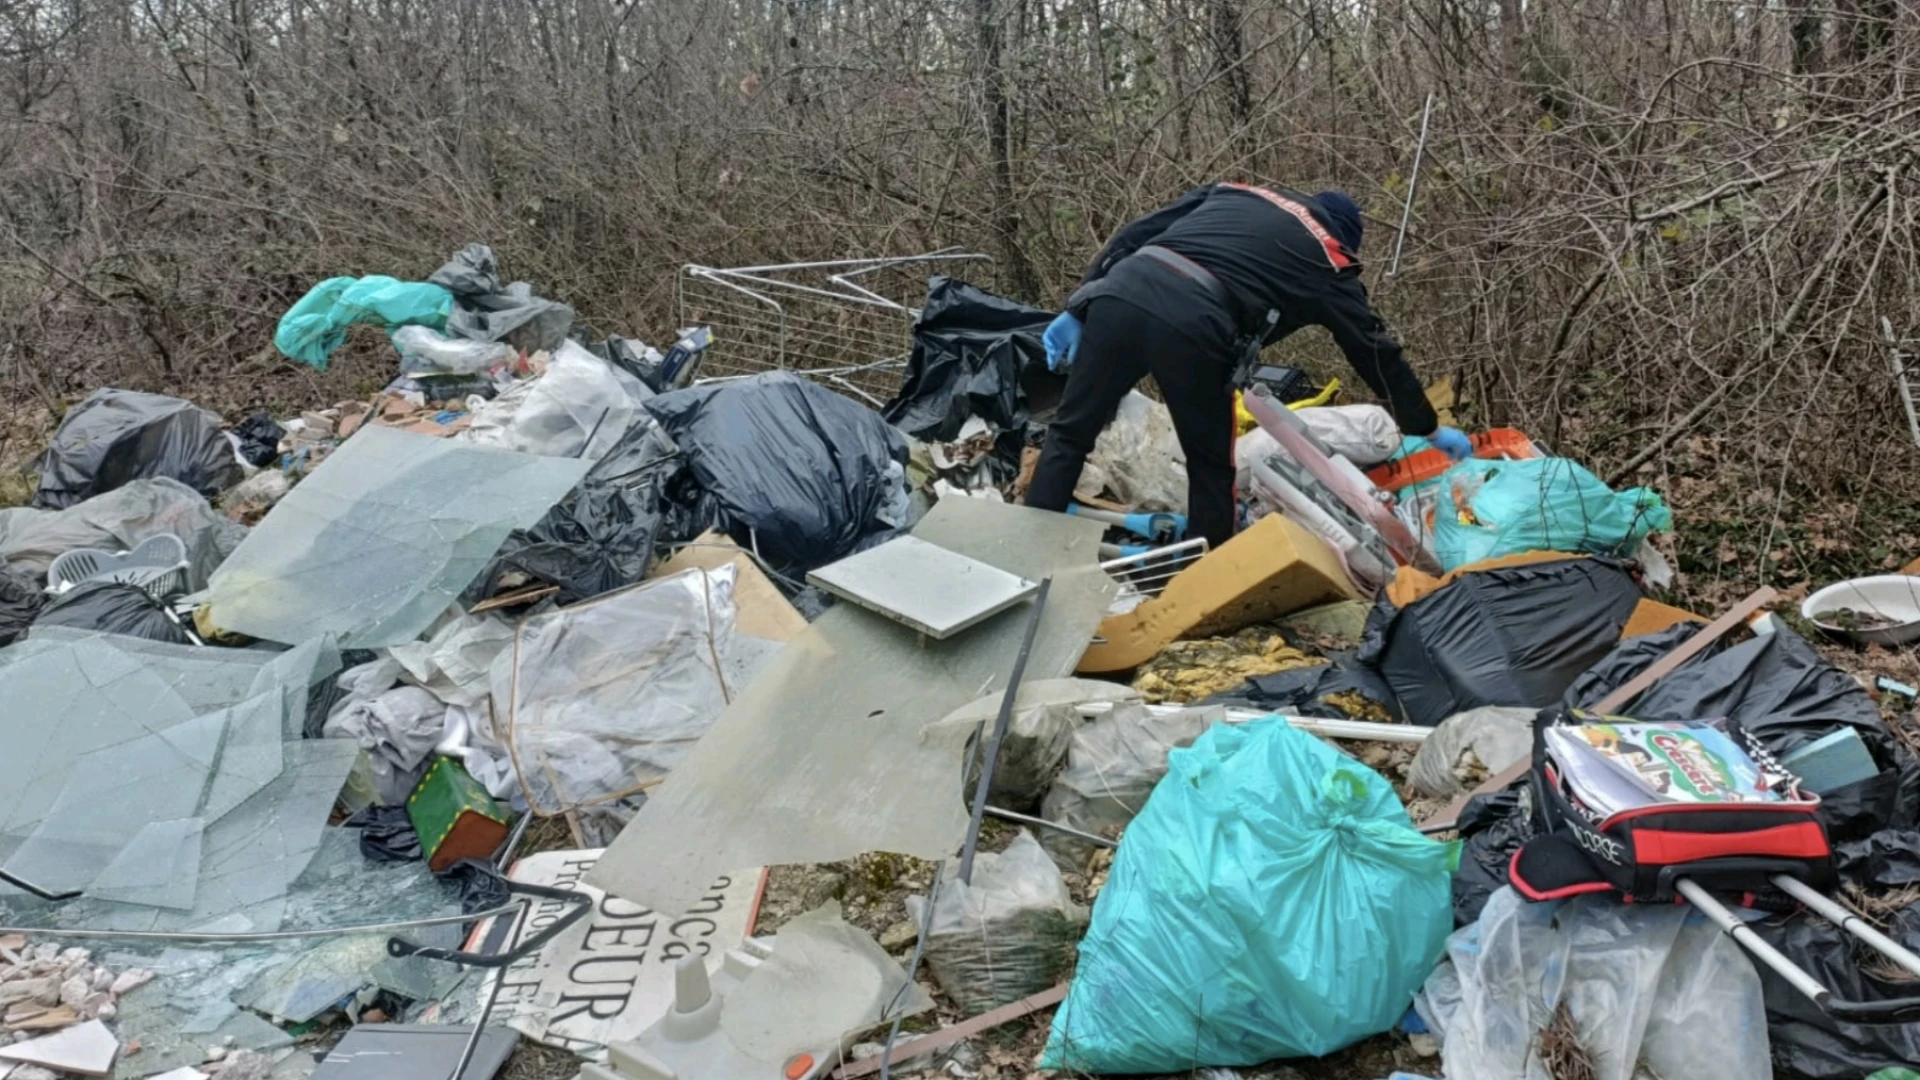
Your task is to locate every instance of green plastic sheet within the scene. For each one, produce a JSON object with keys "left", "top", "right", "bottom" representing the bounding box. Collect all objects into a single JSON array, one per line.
[{"left": 275, "top": 275, "right": 453, "bottom": 370}]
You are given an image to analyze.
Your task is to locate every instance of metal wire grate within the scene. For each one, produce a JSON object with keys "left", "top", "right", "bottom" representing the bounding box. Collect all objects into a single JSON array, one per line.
[{"left": 676, "top": 250, "right": 994, "bottom": 407}]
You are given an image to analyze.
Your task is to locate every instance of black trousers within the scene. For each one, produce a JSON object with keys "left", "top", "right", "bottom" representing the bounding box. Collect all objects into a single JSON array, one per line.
[{"left": 1025, "top": 296, "right": 1239, "bottom": 548}]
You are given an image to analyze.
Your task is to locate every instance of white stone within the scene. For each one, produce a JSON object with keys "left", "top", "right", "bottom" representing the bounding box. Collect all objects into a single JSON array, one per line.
[
  {"left": 89, "top": 969, "right": 112, "bottom": 994},
  {"left": 109, "top": 969, "right": 153, "bottom": 996},
  {"left": 0, "top": 981, "right": 51, "bottom": 1008},
  {"left": 58, "top": 975, "right": 90, "bottom": 1009}
]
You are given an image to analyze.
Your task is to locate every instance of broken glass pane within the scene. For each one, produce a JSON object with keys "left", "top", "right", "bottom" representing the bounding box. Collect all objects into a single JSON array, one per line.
[
  {"left": 0, "top": 632, "right": 339, "bottom": 882},
  {"left": 111, "top": 970, "right": 294, "bottom": 1080},
  {"left": 237, "top": 935, "right": 396, "bottom": 1024},
  {"left": 203, "top": 693, "right": 289, "bottom": 821},
  {"left": 88, "top": 818, "right": 205, "bottom": 909},
  {"left": 3, "top": 709, "right": 226, "bottom": 894},
  {"left": 205, "top": 425, "right": 590, "bottom": 647},
  {"left": 587, "top": 498, "right": 1117, "bottom": 916},
  {"left": 7, "top": 741, "right": 362, "bottom": 933}
]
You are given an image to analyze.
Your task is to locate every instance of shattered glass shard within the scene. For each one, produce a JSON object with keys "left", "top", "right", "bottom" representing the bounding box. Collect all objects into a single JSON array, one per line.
[{"left": 205, "top": 425, "right": 589, "bottom": 647}]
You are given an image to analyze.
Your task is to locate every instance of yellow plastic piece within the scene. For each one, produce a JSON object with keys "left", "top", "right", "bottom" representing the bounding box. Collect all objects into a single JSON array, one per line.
[{"left": 1234, "top": 378, "right": 1343, "bottom": 434}]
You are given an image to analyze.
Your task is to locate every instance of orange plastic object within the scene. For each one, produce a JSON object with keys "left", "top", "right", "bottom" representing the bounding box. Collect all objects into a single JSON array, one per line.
[
  {"left": 785, "top": 1054, "right": 816, "bottom": 1079},
  {"left": 1365, "top": 428, "right": 1538, "bottom": 493}
]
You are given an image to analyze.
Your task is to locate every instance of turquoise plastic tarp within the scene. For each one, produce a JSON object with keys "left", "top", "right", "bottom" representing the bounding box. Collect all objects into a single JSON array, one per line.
[
  {"left": 1432, "top": 456, "right": 1671, "bottom": 572},
  {"left": 274, "top": 276, "right": 453, "bottom": 370},
  {"left": 1040, "top": 717, "right": 1459, "bottom": 1074}
]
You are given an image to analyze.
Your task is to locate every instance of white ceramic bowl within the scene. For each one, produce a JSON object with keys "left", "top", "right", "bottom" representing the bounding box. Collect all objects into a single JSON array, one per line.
[{"left": 1801, "top": 575, "right": 1920, "bottom": 646}]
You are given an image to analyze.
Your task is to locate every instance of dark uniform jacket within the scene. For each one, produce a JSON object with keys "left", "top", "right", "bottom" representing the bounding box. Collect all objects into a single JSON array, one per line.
[{"left": 1064, "top": 183, "right": 1439, "bottom": 436}]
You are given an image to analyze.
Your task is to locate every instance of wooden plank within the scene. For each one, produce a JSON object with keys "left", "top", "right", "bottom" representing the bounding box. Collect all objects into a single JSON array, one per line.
[
  {"left": 832, "top": 984, "right": 1069, "bottom": 1080},
  {"left": 1416, "top": 586, "right": 1778, "bottom": 833},
  {"left": 1589, "top": 586, "right": 1777, "bottom": 714}
]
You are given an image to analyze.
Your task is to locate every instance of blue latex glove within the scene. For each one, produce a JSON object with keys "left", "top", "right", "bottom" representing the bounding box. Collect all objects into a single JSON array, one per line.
[
  {"left": 1043, "top": 312, "right": 1082, "bottom": 372},
  {"left": 1431, "top": 426, "right": 1473, "bottom": 461}
]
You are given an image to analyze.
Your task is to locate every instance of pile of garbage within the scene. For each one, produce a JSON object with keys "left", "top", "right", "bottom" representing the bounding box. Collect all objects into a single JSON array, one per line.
[{"left": 1, "top": 245, "right": 1918, "bottom": 1080}]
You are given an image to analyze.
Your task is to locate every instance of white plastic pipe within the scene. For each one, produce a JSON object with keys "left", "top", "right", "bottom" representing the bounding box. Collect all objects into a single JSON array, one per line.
[
  {"left": 1773, "top": 874, "right": 1920, "bottom": 980},
  {"left": 1678, "top": 878, "right": 1831, "bottom": 1006}
]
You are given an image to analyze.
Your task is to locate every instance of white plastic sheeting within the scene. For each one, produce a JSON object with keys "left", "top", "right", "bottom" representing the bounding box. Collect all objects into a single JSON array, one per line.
[
  {"left": 388, "top": 610, "right": 514, "bottom": 708},
  {"left": 459, "top": 340, "right": 654, "bottom": 461},
  {"left": 1235, "top": 403, "right": 1404, "bottom": 491},
  {"left": 1420, "top": 886, "right": 1771, "bottom": 1080},
  {"left": 1407, "top": 706, "right": 1535, "bottom": 799},
  {"left": 1081, "top": 391, "right": 1187, "bottom": 512},
  {"left": 495, "top": 565, "right": 740, "bottom": 815},
  {"left": 907, "top": 831, "right": 1087, "bottom": 1014},
  {"left": 205, "top": 425, "right": 588, "bottom": 648}
]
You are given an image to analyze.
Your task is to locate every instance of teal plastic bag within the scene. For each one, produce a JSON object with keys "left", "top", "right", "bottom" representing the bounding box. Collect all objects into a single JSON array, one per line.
[
  {"left": 1040, "top": 718, "right": 1460, "bottom": 1074},
  {"left": 1431, "top": 456, "right": 1671, "bottom": 572},
  {"left": 274, "top": 275, "right": 454, "bottom": 370}
]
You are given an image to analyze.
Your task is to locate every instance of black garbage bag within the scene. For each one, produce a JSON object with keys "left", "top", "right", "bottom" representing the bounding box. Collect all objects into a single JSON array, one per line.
[
  {"left": 345, "top": 805, "right": 423, "bottom": 863},
  {"left": 0, "top": 566, "right": 45, "bottom": 647},
  {"left": 590, "top": 334, "right": 667, "bottom": 393},
  {"left": 646, "top": 372, "right": 910, "bottom": 573},
  {"left": 1202, "top": 660, "right": 1400, "bottom": 721},
  {"left": 440, "top": 857, "right": 512, "bottom": 916},
  {"left": 1561, "top": 620, "right": 1894, "bottom": 760},
  {"left": 1751, "top": 897, "right": 1920, "bottom": 1077},
  {"left": 1560, "top": 620, "right": 1909, "bottom": 840},
  {"left": 1357, "top": 557, "right": 1644, "bottom": 727},
  {"left": 467, "top": 418, "right": 680, "bottom": 605},
  {"left": 34, "top": 581, "right": 190, "bottom": 643},
  {"left": 33, "top": 389, "right": 244, "bottom": 510},
  {"left": 1451, "top": 787, "right": 1538, "bottom": 926},
  {"left": 467, "top": 482, "right": 665, "bottom": 605},
  {"left": 231, "top": 411, "right": 285, "bottom": 468},
  {"left": 429, "top": 243, "right": 574, "bottom": 353},
  {"left": 883, "top": 277, "right": 1060, "bottom": 442},
  {"left": 303, "top": 647, "right": 380, "bottom": 740}
]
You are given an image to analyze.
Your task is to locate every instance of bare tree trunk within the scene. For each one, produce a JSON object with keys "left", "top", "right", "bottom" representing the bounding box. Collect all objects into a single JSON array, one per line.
[
  {"left": 1790, "top": 7, "right": 1824, "bottom": 75},
  {"left": 977, "top": 0, "right": 1038, "bottom": 300},
  {"left": 1209, "top": 0, "right": 1253, "bottom": 159}
]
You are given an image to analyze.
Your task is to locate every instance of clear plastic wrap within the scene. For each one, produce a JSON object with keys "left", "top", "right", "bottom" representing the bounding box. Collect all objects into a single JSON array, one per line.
[{"left": 907, "top": 831, "right": 1087, "bottom": 1014}]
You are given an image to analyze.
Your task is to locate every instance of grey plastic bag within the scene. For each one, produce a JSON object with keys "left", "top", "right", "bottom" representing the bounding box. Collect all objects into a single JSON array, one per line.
[
  {"left": 939, "top": 678, "right": 1140, "bottom": 811},
  {"left": 0, "top": 477, "right": 245, "bottom": 588},
  {"left": 907, "top": 831, "right": 1087, "bottom": 1014},
  {"left": 429, "top": 243, "right": 574, "bottom": 353},
  {"left": 1408, "top": 706, "right": 1535, "bottom": 799},
  {"left": 1038, "top": 701, "right": 1222, "bottom": 870}
]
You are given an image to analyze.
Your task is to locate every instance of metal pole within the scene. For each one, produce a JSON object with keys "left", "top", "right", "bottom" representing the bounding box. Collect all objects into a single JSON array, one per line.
[
  {"left": 1773, "top": 874, "right": 1920, "bottom": 981},
  {"left": 958, "top": 578, "right": 1052, "bottom": 884},
  {"left": 1677, "top": 878, "right": 1831, "bottom": 1005},
  {"left": 1388, "top": 91, "right": 1436, "bottom": 279},
  {"left": 983, "top": 805, "right": 1118, "bottom": 849}
]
